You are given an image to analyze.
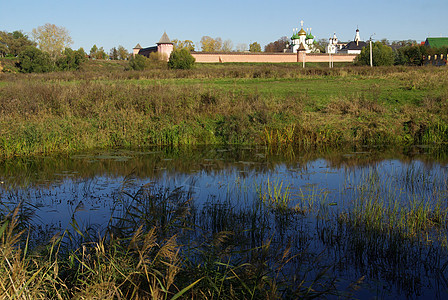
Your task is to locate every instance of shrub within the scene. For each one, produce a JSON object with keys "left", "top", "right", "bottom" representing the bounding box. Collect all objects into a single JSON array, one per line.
[
  {"left": 147, "top": 52, "right": 168, "bottom": 69},
  {"left": 395, "top": 45, "right": 423, "bottom": 66},
  {"left": 128, "top": 53, "right": 167, "bottom": 71},
  {"left": 128, "top": 54, "right": 147, "bottom": 70},
  {"left": 17, "top": 46, "right": 53, "bottom": 73},
  {"left": 168, "top": 49, "right": 195, "bottom": 70},
  {"left": 56, "top": 48, "right": 87, "bottom": 71}
]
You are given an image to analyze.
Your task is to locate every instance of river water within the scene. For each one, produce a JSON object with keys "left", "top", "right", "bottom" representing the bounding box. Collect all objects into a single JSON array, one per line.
[{"left": 1, "top": 145, "right": 447, "bottom": 298}]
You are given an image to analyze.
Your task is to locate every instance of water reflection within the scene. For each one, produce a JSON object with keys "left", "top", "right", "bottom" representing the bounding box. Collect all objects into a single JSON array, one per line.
[
  {"left": 1, "top": 144, "right": 447, "bottom": 188},
  {"left": 0, "top": 145, "right": 447, "bottom": 228},
  {"left": 0, "top": 145, "right": 448, "bottom": 298}
]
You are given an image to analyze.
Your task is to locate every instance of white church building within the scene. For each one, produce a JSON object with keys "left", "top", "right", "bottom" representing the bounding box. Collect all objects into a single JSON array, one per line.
[
  {"left": 327, "top": 29, "right": 367, "bottom": 54},
  {"left": 289, "top": 21, "right": 320, "bottom": 53}
]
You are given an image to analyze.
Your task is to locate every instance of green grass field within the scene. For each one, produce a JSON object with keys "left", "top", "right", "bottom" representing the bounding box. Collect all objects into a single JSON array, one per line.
[
  {"left": 0, "top": 61, "right": 447, "bottom": 158},
  {"left": 125, "top": 75, "right": 428, "bottom": 109}
]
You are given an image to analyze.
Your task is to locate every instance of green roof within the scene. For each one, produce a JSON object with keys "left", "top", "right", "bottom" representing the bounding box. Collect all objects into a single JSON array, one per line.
[{"left": 425, "top": 37, "right": 448, "bottom": 48}]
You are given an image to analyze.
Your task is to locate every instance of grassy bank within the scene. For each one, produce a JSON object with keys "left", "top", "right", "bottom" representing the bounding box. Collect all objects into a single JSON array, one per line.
[{"left": 0, "top": 64, "right": 448, "bottom": 158}]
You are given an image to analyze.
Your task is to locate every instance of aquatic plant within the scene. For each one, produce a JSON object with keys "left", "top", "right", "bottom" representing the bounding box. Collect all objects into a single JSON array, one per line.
[{"left": 256, "top": 178, "right": 292, "bottom": 211}]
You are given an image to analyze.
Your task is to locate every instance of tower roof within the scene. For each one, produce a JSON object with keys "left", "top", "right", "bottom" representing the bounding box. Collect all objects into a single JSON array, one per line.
[
  {"left": 157, "top": 32, "right": 172, "bottom": 44},
  {"left": 134, "top": 43, "right": 142, "bottom": 49},
  {"left": 298, "top": 28, "right": 307, "bottom": 36}
]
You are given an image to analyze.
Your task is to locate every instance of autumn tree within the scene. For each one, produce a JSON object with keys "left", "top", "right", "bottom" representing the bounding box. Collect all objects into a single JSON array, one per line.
[
  {"left": 89, "top": 45, "right": 98, "bottom": 58},
  {"left": 117, "top": 45, "right": 129, "bottom": 60},
  {"left": 249, "top": 42, "right": 261, "bottom": 52},
  {"left": 172, "top": 39, "right": 195, "bottom": 52},
  {"left": 110, "top": 47, "right": 118, "bottom": 60},
  {"left": 32, "top": 23, "right": 73, "bottom": 59},
  {"left": 182, "top": 40, "right": 195, "bottom": 52},
  {"left": 96, "top": 47, "right": 107, "bottom": 59},
  {"left": 200, "top": 36, "right": 223, "bottom": 52},
  {"left": 264, "top": 36, "right": 288, "bottom": 52},
  {"left": 200, "top": 36, "right": 213, "bottom": 52}
]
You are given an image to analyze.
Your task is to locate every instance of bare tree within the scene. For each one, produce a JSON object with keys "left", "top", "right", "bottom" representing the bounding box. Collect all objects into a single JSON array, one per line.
[
  {"left": 222, "top": 39, "right": 233, "bottom": 52},
  {"left": 235, "top": 43, "right": 247, "bottom": 52}
]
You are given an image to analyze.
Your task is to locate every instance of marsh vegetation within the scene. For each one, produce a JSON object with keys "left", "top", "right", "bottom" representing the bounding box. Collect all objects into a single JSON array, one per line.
[{"left": 0, "top": 146, "right": 447, "bottom": 298}]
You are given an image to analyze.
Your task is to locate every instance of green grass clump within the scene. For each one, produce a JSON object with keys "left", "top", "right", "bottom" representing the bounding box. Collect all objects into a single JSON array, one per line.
[
  {"left": 257, "top": 178, "right": 293, "bottom": 211},
  {"left": 337, "top": 166, "right": 448, "bottom": 243}
]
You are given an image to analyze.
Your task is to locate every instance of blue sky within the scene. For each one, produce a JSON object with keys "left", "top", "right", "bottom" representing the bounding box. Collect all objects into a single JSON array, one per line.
[{"left": 1, "top": 0, "right": 447, "bottom": 52}]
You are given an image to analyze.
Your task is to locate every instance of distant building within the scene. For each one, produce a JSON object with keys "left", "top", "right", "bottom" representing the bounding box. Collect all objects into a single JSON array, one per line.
[
  {"left": 424, "top": 53, "right": 447, "bottom": 66},
  {"left": 326, "top": 33, "right": 348, "bottom": 54},
  {"left": 424, "top": 38, "right": 448, "bottom": 66},
  {"left": 289, "top": 21, "right": 320, "bottom": 53},
  {"left": 327, "top": 33, "right": 338, "bottom": 54},
  {"left": 424, "top": 37, "right": 448, "bottom": 48},
  {"left": 339, "top": 28, "right": 367, "bottom": 54},
  {"left": 133, "top": 32, "right": 174, "bottom": 61}
]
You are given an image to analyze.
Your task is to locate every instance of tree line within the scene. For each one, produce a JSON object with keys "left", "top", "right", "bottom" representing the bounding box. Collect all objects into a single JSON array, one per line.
[
  {"left": 174, "top": 36, "right": 260, "bottom": 53},
  {"left": 356, "top": 41, "right": 448, "bottom": 66},
  {"left": 2, "top": 24, "right": 446, "bottom": 73},
  {"left": 0, "top": 24, "right": 132, "bottom": 73}
]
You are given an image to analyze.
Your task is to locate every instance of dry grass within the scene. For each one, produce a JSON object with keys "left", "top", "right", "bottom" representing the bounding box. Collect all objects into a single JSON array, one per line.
[{"left": 0, "top": 65, "right": 447, "bottom": 158}]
